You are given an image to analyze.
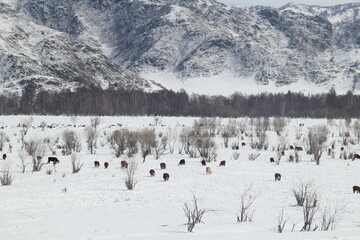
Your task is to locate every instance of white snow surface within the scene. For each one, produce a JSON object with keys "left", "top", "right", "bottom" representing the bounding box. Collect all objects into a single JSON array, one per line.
[{"left": 0, "top": 115, "right": 360, "bottom": 239}]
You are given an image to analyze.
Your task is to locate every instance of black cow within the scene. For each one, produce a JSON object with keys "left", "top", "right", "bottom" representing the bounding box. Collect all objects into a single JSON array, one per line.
[
  {"left": 275, "top": 173, "right": 281, "bottom": 181},
  {"left": 270, "top": 157, "right": 275, "bottom": 163},
  {"left": 178, "top": 159, "right": 185, "bottom": 165},
  {"left": 2, "top": 154, "right": 6, "bottom": 160},
  {"left": 201, "top": 160, "right": 206, "bottom": 166},
  {"left": 48, "top": 157, "right": 60, "bottom": 164}
]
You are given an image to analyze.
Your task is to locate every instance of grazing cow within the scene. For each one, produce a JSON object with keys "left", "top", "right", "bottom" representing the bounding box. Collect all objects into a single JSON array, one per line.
[
  {"left": 120, "top": 160, "right": 128, "bottom": 169},
  {"left": 270, "top": 157, "right": 275, "bottom": 163},
  {"left": 241, "top": 142, "right": 246, "bottom": 147},
  {"left": 340, "top": 147, "right": 344, "bottom": 151},
  {"left": 290, "top": 145, "right": 294, "bottom": 150},
  {"left": 163, "top": 173, "right": 170, "bottom": 181},
  {"left": 206, "top": 167, "right": 212, "bottom": 175},
  {"left": 149, "top": 169, "right": 156, "bottom": 177},
  {"left": 160, "top": 162, "right": 166, "bottom": 169},
  {"left": 2, "top": 154, "right": 6, "bottom": 160},
  {"left": 295, "top": 147, "right": 303, "bottom": 151},
  {"left": 235, "top": 146, "right": 239, "bottom": 150},
  {"left": 275, "top": 173, "right": 281, "bottom": 181},
  {"left": 353, "top": 186, "right": 360, "bottom": 193},
  {"left": 94, "top": 161, "right": 100, "bottom": 167},
  {"left": 48, "top": 157, "right": 60, "bottom": 164},
  {"left": 219, "top": 160, "right": 226, "bottom": 167},
  {"left": 281, "top": 151, "right": 285, "bottom": 156},
  {"left": 104, "top": 162, "right": 109, "bottom": 169},
  {"left": 178, "top": 159, "right": 185, "bottom": 165},
  {"left": 354, "top": 154, "right": 360, "bottom": 159},
  {"left": 201, "top": 160, "right": 206, "bottom": 166}
]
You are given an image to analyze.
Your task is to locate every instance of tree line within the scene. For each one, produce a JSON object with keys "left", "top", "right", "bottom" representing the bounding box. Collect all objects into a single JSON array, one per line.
[{"left": 0, "top": 86, "right": 359, "bottom": 118}]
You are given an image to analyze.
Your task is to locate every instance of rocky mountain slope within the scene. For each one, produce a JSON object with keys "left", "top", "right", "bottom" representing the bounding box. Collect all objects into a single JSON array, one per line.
[
  {"left": 0, "top": 0, "right": 162, "bottom": 93},
  {"left": 2, "top": 0, "right": 360, "bottom": 93}
]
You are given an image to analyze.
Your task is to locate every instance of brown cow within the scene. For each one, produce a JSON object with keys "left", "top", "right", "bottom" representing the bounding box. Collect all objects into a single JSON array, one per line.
[
  {"left": 353, "top": 185, "right": 360, "bottom": 193},
  {"left": 120, "top": 160, "right": 128, "bottom": 169},
  {"left": 2, "top": 154, "right": 6, "bottom": 160},
  {"left": 201, "top": 160, "right": 206, "bottom": 166},
  {"left": 270, "top": 157, "right": 275, "bottom": 163},
  {"left": 295, "top": 147, "right": 303, "bottom": 151},
  {"left": 241, "top": 142, "right": 246, "bottom": 147},
  {"left": 48, "top": 157, "right": 60, "bottom": 164},
  {"left": 149, "top": 169, "right": 155, "bottom": 177},
  {"left": 160, "top": 162, "right": 166, "bottom": 169},
  {"left": 340, "top": 147, "right": 344, "bottom": 151},
  {"left": 290, "top": 145, "right": 294, "bottom": 150},
  {"left": 178, "top": 159, "right": 185, "bottom": 165},
  {"left": 163, "top": 173, "right": 170, "bottom": 181},
  {"left": 104, "top": 162, "right": 109, "bottom": 169},
  {"left": 275, "top": 173, "right": 281, "bottom": 181},
  {"left": 94, "top": 161, "right": 100, "bottom": 167},
  {"left": 206, "top": 167, "right": 212, "bottom": 175},
  {"left": 354, "top": 154, "right": 360, "bottom": 159},
  {"left": 219, "top": 160, "right": 226, "bottom": 167}
]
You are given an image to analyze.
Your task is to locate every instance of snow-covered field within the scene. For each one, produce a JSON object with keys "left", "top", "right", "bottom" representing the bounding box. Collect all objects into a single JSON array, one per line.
[{"left": 0, "top": 115, "right": 360, "bottom": 240}]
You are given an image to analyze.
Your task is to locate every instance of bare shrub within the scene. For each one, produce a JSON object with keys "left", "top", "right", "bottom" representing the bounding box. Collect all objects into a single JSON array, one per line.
[
  {"left": 0, "top": 166, "right": 14, "bottom": 186},
  {"left": 62, "top": 130, "right": 81, "bottom": 155},
  {"left": 292, "top": 181, "right": 313, "bottom": 207},
  {"left": 351, "top": 119, "right": 360, "bottom": 143},
  {"left": 123, "top": 160, "right": 138, "bottom": 190},
  {"left": 320, "top": 203, "right": 344, "bottom": 231},
  {"left": 153, "top": 135, "right": 167, "bottom": 159},
  {"left": 307, "top": 125, "right": 329, "bottom": 165},
  {"left": 166, "top": 127, "right": 177, "bottom": 154},
  {"left": 138, "top": 128, "right": 156, "bottom": 162},
  {"left": 71, "top": 153, "right": 83, "bottom": 174},
  {"left": 108, "top": 129, "right": 127, "bottom": 157},
  {"left": 90, "top": 117, "right": 101, "bottom": 130},
  {"left": 17, "top": 150, "right": 28, "bottom": 173},
  {"left": 222, "top": 130, "right": 230, "bottom": 148},
  {"left": 45, "top": 166, "right": 53, "bottom": 175},
  {"left": 43, "top": 137, "right": 56, "bottom": 155},
  {"left": 183, "top": 194, "right": 206, "bottom": 232},
  {"left": 248, "top": 152, "right": 260, "bottom": 161},
  {"left": 301, "top": 188, "right": 320, "bottom": 232},
  {"left": 273, "top": 117, "right": 287, "bottom": 136},
  {"left": 0, "top": 131, "right": 9, "bottom": 151},
  {"left": 180, "top": 128, "right": 199, "bottom": 158},
  {"left": 237, "top": 186, "right": 257, "bottom": 222},
  {"left": 84, "top": 126, "right": 98, "bottom": 154},
  {"left": 196, "top": 137, "right": 217, "bottom": 162},
  {"left": 24, "top": 139, "right": 46, "bottom": 172},
  {"left": 275, "top": 209, "right": 288, "bottom": 233},
  {"left": 126, "top": 130, "right": 138, "bottom": 157},
  {"left": 232, "top": 151, "right": 240, "bottom": 160}
]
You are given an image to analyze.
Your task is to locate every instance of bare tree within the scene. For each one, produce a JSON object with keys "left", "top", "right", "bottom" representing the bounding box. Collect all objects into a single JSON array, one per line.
[
  {"left": 153, "top": 135, "right": 167, "bottom": 159},
  {"left": 71, "top": 153, "right": 83, "bottom": 174},
  {"left": 237, "top": 186, "right": 257, "bottom": 222},
  {"left": 125, "top": 130, "right": 138, "bottom": 157},
  {"left": 196, "top": 137, "right": 217, "bottom": 162},
  {"left": 222, "top": 129, "right": 230, "bottom": 148},
  {"left": 108, "top": 129, "right": 127, "bottom": 157},
  {"left": 123, "top": 160, "right": 138, "bottom": 190},
  {"left": 43, "top": 137, "right": 57, "bottom": 155},
  {"left": 24, "top": 139, "right": 46, "bottom": 172},
  {"left": 351, "top": 119, "right": 360, "bottom": 143},
  {"left": 138, "top": 129, "right": 156, "bottom": 162},
  {"left": 292, "top": 181, "right": 313, "bottom": 207},
  {"left": 84, "top": 126, "right": 98, "bottom": 154},
  {"left": 300, "top": 186, "right": 320, "bottom": 232},
  {"left": 307, "top": 125, "right": 329, "bottom": 165},
  {"left": 248, "top": 152, "right": 260, "bottom": 161},
  {"left": 70, "top": 115, "right": 77, "bottom": 127},
  {"left": 0, "top": 131, "right": 9, "bottom": 151},
  {"left": 183, "top": 194, "right": 206, "bottom": 232},
  {"left": 90, "top": 117, "right": 101, "bottom": 131}
]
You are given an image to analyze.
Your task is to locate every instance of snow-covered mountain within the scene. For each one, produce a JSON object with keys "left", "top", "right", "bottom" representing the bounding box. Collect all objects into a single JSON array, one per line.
[
  {"left": 1, "top": 0, "right": 360, "bottom": 94},
  {"left": 0, "top": 0, "right": 162, "bottom": 93}
]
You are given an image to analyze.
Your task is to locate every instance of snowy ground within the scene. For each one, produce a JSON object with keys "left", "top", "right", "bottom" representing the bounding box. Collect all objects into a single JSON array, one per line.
[{"left": 0, "top": 116, "right": 360, "bottom": 240}]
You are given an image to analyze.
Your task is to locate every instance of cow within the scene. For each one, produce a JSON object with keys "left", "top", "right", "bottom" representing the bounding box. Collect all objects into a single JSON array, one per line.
[
  {"left": 341, "top": 147, "right": 344, "bottom": 151},
  {"left": 281, "top": 151, "right": 285, "bottom": 156},
  {"left": 242, "top": 142, "right": 246, "bottom": 147},
  {"left": 275, "top": 173, "right": 281, "bottom": 181},
  {"left": 2, "top": 154, "right": 6, "bottom": 160},
  {"left": 178, "top": 159, "right": 185, "bottom": 165},
  {"left": 163, "top": 173, "right": 170, "bottom": 181},
  {"left": 354, "top": 154, "right": 360, "bottom": 159},
  {"left": 48, "top": 157, "right": 60, "bottom": 164},
  {"left": 104, "top": 162, "right": 109, "bottom": 169},
  {"left": 295, "top": 147, "right": 303, "bottom": 151},
  {"left": 235, "top": 145, "right": 239, "bottom": 150},
  {"left": 219, "top": 160, "right": 226, "bottom": 167},
  {"left": 206, "top": 167, "right": 212, "bottom": 175},
  {"left": 289, "top": 145, "right": 294, "bottom": 150},
  {"left": 160, "top": 162, "right": 166, "bottom": 169},
  {"left": 94, "top": 161, "right": 100, "bottom": 167},
  {"left": 120, "top": 160, "right": 128, "bottom": 169},
  {"left": 149, "top": 169, "right": 155, "bottom": 177},
  {"left": 289, "top": 155, "right": 294, "bottom": 162},
  {"left": 353, "top": 185, "right": 360, "bottom": 193},
  {"left": 201, "top": 160, "right": 206, "bottom": 166},
  {"left": 270, "top": 157, "right": 275, "bottom": 163}
]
